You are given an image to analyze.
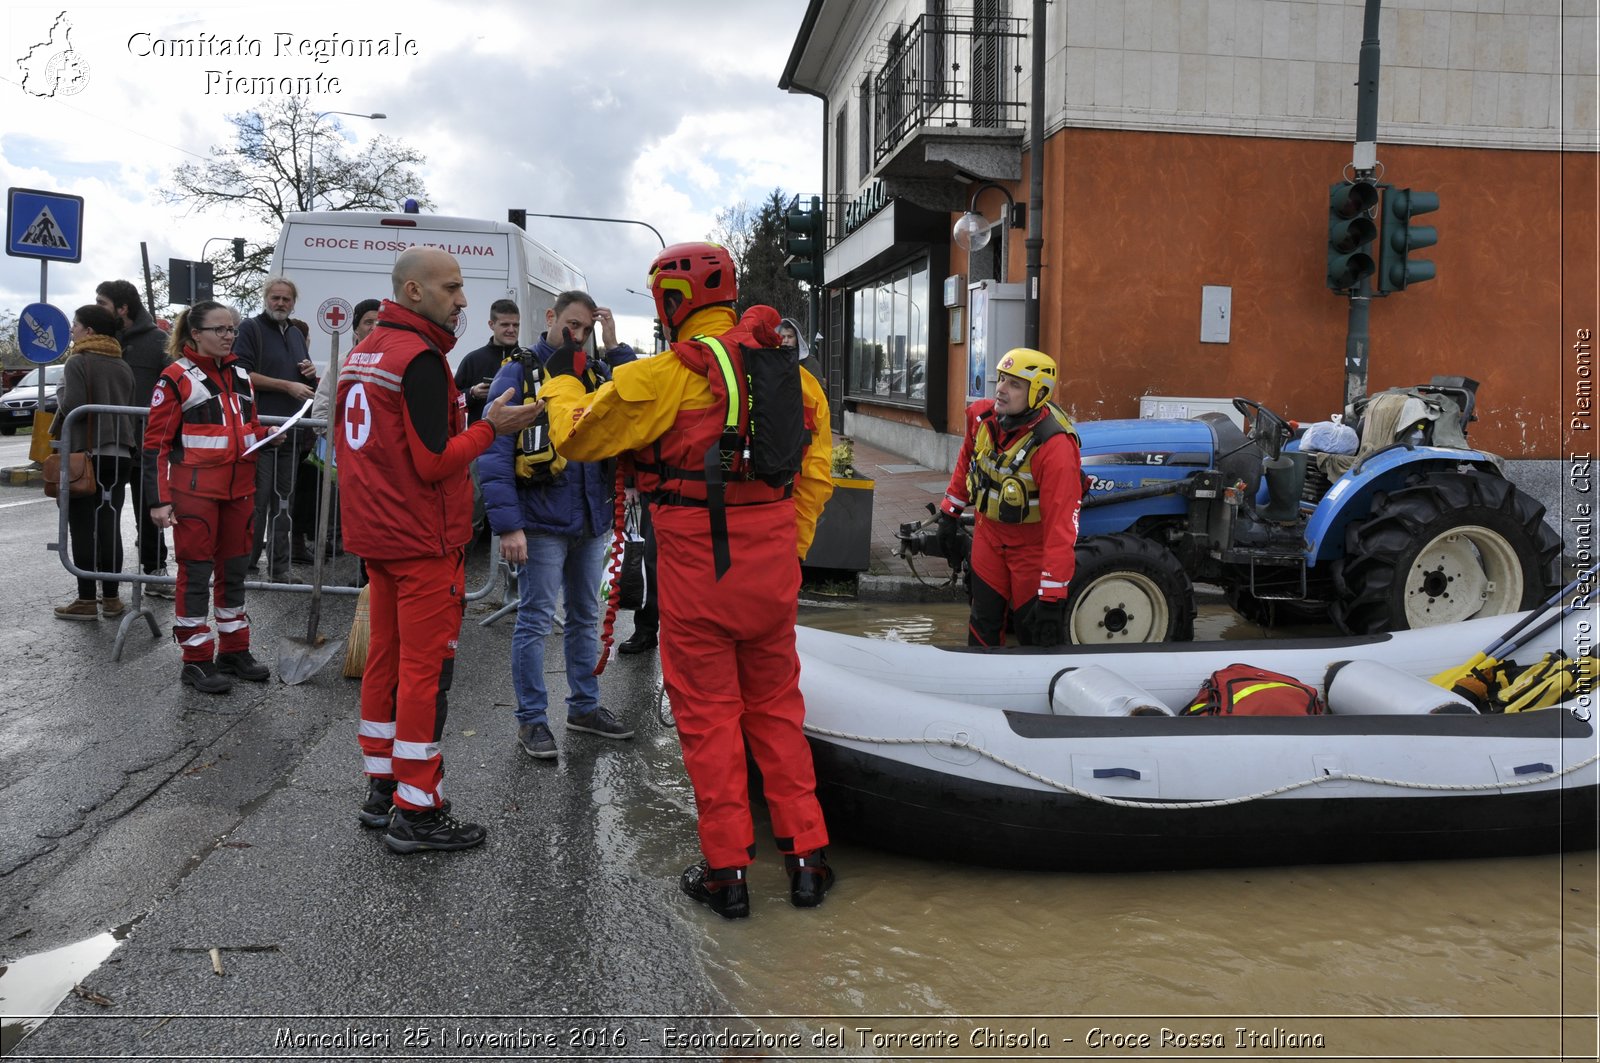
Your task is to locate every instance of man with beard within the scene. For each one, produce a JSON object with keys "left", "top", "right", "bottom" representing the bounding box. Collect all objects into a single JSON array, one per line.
[
  {"left": 336, "top": 247, "right": 545, "bottom": 853},
  {"left": 234, "top": 276, "right": 317, "bottom": 579}
]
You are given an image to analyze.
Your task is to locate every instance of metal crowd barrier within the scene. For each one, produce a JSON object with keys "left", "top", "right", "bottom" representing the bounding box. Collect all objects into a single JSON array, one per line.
[{"left": 48, "top": 404, "right": 509, "bottom": 660}]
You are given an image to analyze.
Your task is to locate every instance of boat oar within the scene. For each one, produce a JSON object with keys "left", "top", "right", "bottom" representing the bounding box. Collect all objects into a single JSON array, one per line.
[
  {"left": 1429, "top": 562, "right": 1598, "bottom": 700},
  {"left": 278, "top": 333, "right": 345, "bottom": 685}
]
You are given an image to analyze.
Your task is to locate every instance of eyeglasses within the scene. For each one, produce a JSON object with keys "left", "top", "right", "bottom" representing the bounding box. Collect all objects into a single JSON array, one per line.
[{"left": 195, "top": 325, "right": 238, "bottom": 335}]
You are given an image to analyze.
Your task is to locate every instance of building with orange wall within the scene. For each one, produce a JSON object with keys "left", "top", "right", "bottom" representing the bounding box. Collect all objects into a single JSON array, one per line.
[{"left": 781, "top": 0, "right": 1597, "bottom": 472}]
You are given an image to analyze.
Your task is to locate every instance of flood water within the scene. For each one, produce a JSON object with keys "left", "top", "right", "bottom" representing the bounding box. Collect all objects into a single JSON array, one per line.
[{"left": 672, "top": 601, "right": 1597, "bottom": 1060}]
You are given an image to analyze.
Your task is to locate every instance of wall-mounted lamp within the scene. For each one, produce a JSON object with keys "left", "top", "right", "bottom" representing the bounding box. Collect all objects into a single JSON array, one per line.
[{"left": 951, "top": 182, "right": 1026, "bottom": 252}]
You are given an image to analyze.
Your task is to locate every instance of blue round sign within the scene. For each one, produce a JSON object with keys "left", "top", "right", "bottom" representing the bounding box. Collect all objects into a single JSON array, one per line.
[{"left": 17, "top": 302, "right": 70, "bottom": 364}]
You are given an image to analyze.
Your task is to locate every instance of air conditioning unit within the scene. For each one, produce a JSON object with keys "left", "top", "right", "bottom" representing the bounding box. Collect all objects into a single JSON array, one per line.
[{"left": 1138, "top": 395, "right": 1245, "bottom": 429}]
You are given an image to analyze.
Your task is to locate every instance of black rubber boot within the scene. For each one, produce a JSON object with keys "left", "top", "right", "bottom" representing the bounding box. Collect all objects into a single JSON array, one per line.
[
  {"left": 680, "top": 862, "right": 750, "bottom": 919},
  {"left": 384, "top": 807, "right": 486, "bottom": 854},
  {"left": 785, "top": 849, "right": 835, "bottom": 908}
]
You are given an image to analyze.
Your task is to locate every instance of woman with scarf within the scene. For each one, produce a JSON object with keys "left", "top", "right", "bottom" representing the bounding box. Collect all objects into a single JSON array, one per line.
[{"left": 52, "top": 305, "right": 137, "bottom": 621}]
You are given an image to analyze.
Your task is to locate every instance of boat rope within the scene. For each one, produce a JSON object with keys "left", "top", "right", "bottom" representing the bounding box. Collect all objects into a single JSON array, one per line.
[{"left": 800, "top": 724, "right": 1600, "bottom": 811}]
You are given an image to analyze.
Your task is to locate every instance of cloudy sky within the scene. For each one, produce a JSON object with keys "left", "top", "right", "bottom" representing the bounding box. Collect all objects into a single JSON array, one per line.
[{"left": 0, "top": 0, "right": 823, "bottom": 349}]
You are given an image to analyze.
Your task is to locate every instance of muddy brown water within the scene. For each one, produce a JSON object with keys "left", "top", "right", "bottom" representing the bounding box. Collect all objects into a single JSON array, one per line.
[{"left": 671, "top": 602, "right": 1596, "bottom": 1060}]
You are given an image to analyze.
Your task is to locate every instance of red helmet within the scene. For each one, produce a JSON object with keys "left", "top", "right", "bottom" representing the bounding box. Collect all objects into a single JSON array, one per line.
[{"left": 648, "top": 242, "right": 737, "bottom": 334}]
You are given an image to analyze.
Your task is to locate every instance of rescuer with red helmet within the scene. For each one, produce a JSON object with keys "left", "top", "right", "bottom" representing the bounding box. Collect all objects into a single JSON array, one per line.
[
  {"left": 939, "top": 348, "right": 1083, "bottom": 647},
  {"left": 539, "top": 241, "right": 837, "bottom": 919}
]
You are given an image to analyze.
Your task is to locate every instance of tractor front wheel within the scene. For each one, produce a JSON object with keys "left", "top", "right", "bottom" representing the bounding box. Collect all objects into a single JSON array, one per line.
[{"left": 1067, "top": 533, "right": 1197, "bottom": 644}]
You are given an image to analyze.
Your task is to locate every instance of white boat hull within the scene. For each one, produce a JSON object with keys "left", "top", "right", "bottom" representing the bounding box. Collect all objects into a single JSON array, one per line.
[{"left": 792, "top": 613, "right": 1599, "bottom": 870}]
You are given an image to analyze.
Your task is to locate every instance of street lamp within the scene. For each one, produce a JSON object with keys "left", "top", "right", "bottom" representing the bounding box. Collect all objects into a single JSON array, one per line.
[
  {"left": 951, "top": 182, "right": 1026, "bottom": 253},
  {"left": 307, "top": 110, "right": 386, "bottom": 211},
  {"left": 507, "top": 209, "right": 666, "bottom": 249}
]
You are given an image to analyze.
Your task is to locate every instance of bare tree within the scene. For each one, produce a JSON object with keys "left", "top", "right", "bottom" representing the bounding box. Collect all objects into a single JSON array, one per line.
[{"left": 164, "top": 97, "right": 431, "bottom": 306}]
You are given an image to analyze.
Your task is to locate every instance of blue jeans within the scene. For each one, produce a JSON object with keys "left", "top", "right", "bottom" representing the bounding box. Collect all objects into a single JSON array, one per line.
[{"left": 510, "top": 531, "right": 606, "bottom": 724}]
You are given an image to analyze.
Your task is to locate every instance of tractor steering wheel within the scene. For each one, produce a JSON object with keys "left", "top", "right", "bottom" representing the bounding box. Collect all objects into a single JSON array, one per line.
[{"left": 1233, "top": 397, "right": 1292, "bottom": 460}]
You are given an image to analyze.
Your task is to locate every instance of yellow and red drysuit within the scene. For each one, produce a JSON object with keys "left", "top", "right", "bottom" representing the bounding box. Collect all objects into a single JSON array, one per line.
[
  {"left": 543, "top": 304, "right": 834, "bottom": 870},
  {"left": 144, "top": 350, "right": 262, "bottom": 662},
  {"left": 942, "top": 398, "right": 1083, "bottom": 646},
  {"left": 335, "top": 302, "right": 495, "bottom": 814}
]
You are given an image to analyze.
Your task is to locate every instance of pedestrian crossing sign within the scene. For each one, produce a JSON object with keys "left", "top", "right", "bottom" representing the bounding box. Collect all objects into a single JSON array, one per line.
[{"left": 7, "top": 187, "right": 83, "bottom": 263}]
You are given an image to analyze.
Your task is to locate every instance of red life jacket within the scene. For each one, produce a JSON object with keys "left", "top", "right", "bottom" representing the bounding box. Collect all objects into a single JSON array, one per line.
[
  {"left": 335, "top": 305, "right": 472, "bottom": 560},
  {"left": 151, "top": 354, "right": 260, "bottom": 498}
]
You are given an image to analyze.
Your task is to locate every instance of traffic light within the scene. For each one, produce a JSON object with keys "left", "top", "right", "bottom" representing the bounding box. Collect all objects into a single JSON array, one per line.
[
  {"left": 1379, "top": 187, "right": 1440, "bottom": 293},
  {"left": 231, "top": 237, "right": 247, "bottom": 262},
  {"left": 784, "top": 195, "right": 824, "bottom": 284},
  {"left": 507, "top": 208, "right": 527, "bottom": 230},
  {"left": 1326, "top": 179, "right": 1378, "bottom": 292}
]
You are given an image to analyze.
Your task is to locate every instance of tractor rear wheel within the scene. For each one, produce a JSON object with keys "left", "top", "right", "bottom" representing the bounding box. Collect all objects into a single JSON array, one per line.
[
  {"left": 1330, "top": 470, "right": 1561, "bottom": 634},
  {"left": 1067, "top": 533, "right": 1197, "bottom": 644}
]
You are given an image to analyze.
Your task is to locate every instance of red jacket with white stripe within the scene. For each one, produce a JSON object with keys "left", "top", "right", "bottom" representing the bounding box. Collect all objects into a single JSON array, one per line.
[{"left": 143, "top": 351, "right": 261, "bottom": 508}]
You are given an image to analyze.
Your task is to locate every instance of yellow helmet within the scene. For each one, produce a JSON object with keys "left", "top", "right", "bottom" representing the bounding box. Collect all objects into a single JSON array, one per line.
[{"left": 995, "top": 348, "right": 1057, "bottom": 409}]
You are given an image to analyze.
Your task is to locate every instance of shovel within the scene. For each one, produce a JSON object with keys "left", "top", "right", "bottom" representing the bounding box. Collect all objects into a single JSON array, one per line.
[{"left": 279, "top": 332, "right": 345, "bottom": 684}]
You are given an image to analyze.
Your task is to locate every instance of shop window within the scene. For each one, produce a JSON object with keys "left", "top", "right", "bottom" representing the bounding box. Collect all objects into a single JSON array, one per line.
[{"left": 847, "top": 259, "right": 930, "bottom": 406}]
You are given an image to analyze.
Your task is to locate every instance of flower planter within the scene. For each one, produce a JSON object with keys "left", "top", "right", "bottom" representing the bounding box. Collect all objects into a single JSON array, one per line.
[{"left": 804, "top": 476, "right": 875, "bottom": 571}]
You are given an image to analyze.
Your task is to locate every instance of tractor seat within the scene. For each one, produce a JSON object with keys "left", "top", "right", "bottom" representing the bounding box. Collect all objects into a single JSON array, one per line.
[{"left": 1200, "top": 411, "right": 1263, "bottom": 499}]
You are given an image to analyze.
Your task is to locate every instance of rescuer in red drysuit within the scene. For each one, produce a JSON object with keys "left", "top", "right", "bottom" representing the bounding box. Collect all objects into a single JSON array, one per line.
[
  {"left": 541, "top": 241, "right": 836, "bottom": 919},
  {"left": 939, "top": 348, "right": 1083, "bottom": 647}
]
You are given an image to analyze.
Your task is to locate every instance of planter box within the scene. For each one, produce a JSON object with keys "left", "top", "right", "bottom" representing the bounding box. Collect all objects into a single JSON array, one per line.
[{"left": 804, "top": 476, "right": 875, "bottom": 571}]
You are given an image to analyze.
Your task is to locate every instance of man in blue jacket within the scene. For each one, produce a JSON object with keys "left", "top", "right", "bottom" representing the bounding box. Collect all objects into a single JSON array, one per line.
[{"left": 479, "top": 290, "right": 638, "bottom": 759}]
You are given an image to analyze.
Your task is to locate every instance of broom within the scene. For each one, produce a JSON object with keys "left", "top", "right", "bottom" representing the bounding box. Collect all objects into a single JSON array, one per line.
[{"left": 342, "top": 583, "right": 370, "bottom": 677}]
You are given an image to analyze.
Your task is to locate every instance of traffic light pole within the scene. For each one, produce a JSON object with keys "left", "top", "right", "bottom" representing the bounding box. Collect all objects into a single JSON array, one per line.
[{"left": 1342, "top": 0, "right": 1384, "bottom": 415}]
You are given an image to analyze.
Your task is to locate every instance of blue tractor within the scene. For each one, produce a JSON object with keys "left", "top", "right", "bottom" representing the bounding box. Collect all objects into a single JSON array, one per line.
[{"left": 1062, "top": 376, "right": 1563, "bottom": 642}]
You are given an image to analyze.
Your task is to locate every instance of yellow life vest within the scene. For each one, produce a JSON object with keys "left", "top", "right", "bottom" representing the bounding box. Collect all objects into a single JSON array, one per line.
[
  {"left": 968, "top": 403, "right": 1078, "bottom": 524},
  {"left": 513, "top": 351, "right": 600, "bottom": 483}
]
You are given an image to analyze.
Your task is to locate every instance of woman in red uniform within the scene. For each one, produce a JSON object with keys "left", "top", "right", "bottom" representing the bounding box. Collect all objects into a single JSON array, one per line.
[{"left": 145, "top": 300, "right": 269, "bottom": 693}]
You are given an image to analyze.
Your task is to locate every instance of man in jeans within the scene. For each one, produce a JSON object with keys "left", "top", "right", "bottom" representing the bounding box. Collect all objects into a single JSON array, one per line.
[
  {"left": 234, "top": 275, "right": 316, "bottom": 580},
  {"left": 477, "top": 291, "right": 637, "bottom": 759}
]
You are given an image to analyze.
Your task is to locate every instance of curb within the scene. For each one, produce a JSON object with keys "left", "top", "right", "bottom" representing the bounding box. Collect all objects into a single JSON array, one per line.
[{"left": 2, "top": 464, "right": 43, "bottom": 486}]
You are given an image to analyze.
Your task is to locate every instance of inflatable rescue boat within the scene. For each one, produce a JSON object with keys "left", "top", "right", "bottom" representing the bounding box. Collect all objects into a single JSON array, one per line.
[{"left": 792, "top": 612, "right": 1598, "bottom": 871}]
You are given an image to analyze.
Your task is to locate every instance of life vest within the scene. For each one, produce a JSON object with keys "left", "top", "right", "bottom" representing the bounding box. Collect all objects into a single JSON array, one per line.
[
  {"left": 153, "top": 355, "right": 260, "bottom": 496},
  {"left": 633, "top": 334, "right": 810, "bottom": 578},
  {"left": 336, "top": 313, "right": 473, "bottom": 560},
  {"left": 512, "top": 349, "right": 601, "bottom": 483},
  {"left": 968, "top": 403, "right": 1079, "bottom": 524}
]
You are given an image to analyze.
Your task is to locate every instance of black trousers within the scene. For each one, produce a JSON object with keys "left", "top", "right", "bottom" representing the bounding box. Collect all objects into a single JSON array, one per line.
[{"left": 66, "top": 455, "right": 131, "bottom": 600}]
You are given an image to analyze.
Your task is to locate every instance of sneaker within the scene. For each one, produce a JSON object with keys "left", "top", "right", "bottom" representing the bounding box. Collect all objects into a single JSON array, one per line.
[
  {"left": 180, "top": 660, "right": 234, "bottom": 695},
  {"left": 217, "top": 650, "right": 270, "bottom": 683},
  {"left": 358, "top": 777, "right": 397, "bottom": 828},
  {"left": 54, "top": 598, "right": 100, "bottom": 621},
  {"left": 100, "top": 596, "right": 125, "bottom": 618},
  {"left": 145, "top": 567, "right": 175, "bottom": 599},
  {"left": 384, "top": 806, "right": 486, "bottom": 854},
  {"left": 566, "top": 706, "right": 634, "bottom": 740},
  {"left": 785, "top": 849, "right": 836, "bottom": 908},
  {"left": 618, "top": 629, "right": 657, "bottom": 655},
  {"left": 679, "top": 861, "right": 750, "bottom": 919},
  {"left": 517, "top": 721, "right": 557, "bottom": 760}
]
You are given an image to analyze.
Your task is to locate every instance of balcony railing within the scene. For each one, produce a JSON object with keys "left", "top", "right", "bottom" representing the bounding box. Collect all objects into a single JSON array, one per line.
[{"left": 872, "top": 12, "right": 1029, "bottom": 165}]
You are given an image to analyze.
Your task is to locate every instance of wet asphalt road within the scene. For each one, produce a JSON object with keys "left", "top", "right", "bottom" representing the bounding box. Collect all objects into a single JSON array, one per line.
[{"left": 0, "top": 477, "right": 751, "bottom": 1057}]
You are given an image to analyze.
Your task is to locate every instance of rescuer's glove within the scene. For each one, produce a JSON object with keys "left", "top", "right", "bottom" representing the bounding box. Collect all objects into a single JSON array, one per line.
[
  {"left": 1028, "top": 597, "right": 1068, "bottom": 648},
  {"left": 542, "top": 328, "right": 588, "bottom": 384}
]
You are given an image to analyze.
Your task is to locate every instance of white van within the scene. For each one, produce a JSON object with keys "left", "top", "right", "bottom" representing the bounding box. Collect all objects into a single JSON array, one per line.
[{"left": 268, "top": 211, "right": 588, "bottom": 370}]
